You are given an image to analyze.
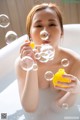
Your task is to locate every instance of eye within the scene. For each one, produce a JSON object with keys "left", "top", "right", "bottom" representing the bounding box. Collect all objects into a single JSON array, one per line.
[
  {"left": 35, "top": 25, "right": 42, "bottom": 27},
  {"left": 49, "top": 23, "right": 56, "bottom": 27}
]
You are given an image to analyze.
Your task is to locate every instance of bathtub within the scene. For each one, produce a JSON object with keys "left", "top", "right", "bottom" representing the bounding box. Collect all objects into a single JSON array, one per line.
[{"left": 0, "top": 24, "right": 80, "bottom": 120}]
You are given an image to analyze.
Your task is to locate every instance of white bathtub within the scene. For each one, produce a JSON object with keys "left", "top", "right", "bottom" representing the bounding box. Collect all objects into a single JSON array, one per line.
[{"left": 0, "top": 24, "right": 80, "bottom": 120}]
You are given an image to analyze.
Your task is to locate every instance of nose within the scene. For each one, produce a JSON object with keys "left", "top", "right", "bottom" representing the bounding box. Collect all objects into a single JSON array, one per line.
[
  {"left": 44, "top": 27, "right": 50, "bottom": 37},
  {"left": 43, "top": 27, "right": 51, "bottom": 36},
  {"left": 43, "top": 27, "right": 48, "bottom": 31}
]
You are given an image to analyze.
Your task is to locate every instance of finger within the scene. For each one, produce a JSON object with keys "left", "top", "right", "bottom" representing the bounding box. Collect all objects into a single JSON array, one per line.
[
  {"left": 22, "top": 49, "right": 31, "bottom": 56},
  {"left": 20, "top": 47, "right": 32, "bottom": 58},
  {"left": 64, "top": 87, "right": 74, "bottom": 93},
  {"left": 54, "top": 85, "right": 74, "bottom": 92},
  {"left": 54, "top": 85, "right": 67, "bottom": 91},
  {"left": 21, "top": 46, "right": 31, "bottom": 54},
  {"left": 62, "top": 74, "right": 77, "bottom": 82},
  {"left": 25, "top": 40, "right": 30, "bottom": 43},
  {"left": 20, "top": 42, "right": 30, "bottom": 53},
  {"left": 57, "top": 81, "right": 75, "bottom": 87}
]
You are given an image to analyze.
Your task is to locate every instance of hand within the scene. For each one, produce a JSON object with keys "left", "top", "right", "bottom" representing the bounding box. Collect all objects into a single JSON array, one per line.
[
  {"left": 54, "top": 74, "right": 80, "bottom": 94},
  {"left": 20, "top": 40, "right": 36, "bottom": 62}
]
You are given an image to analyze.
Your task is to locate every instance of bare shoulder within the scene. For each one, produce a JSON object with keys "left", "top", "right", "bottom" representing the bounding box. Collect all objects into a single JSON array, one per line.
[
  {"left": 60, "top": 47, "right": 80, "bottom": 61},
  {"left": 60, "top": 47, "right": 80, "bottom": 77}
]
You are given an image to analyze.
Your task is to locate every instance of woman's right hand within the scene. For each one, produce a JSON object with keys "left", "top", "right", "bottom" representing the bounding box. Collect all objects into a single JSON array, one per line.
[{"left": 20, "top": 40, "right": 36, "bottom": 61}]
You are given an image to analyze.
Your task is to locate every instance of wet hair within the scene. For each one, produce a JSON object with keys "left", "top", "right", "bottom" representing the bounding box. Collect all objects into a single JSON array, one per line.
[{"left": 26, "top": 3, "right": 63, "bottom": 38}]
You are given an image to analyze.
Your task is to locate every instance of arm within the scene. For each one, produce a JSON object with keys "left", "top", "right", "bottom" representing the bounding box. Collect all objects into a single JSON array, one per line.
[
  {"left": 15, "top": 57, "right": 39, "bottom": 112},
  {"left": 15, "top": 41, "right": 39, "bottom": 112}
]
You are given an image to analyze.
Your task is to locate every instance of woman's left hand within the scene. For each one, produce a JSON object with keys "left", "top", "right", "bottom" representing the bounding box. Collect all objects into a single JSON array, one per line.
[{"left": 54, "top": 74, "right": 80, "bottom": 94}]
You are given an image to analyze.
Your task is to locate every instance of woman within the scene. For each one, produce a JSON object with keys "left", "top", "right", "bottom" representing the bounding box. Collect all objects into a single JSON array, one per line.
[{"left": 15, "top": 3, "right": 80, "bottom": 120}]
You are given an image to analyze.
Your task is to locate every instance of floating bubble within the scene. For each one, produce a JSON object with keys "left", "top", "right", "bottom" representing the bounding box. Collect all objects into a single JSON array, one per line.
[
  {"left": 34, "top": 45, "right": 47, "bottom": 62},
  {"left": 40, "top": 51, "right": 49, "bottom": 59},
  {"left": 35, "top": 45, "right": 42, "bottom": 52},
  {"left": 33, "top": 63, "right": 38, "bottom": 71},
  {"left": 5, "top": 31, "right": 18, "bottom": 44},
  {"left": 39, "top": 53, "right": 49, "bottom": 63},
  {"left": 40, "top": 29, "right": 49, "bottom": 41},
  {"left": 62, "top": 103, "right": 69, "bottom": 110},
  {"left": 40, "top": 44, "right": 54, "bottom": 53},
  {"left": 61, "top": 58, "right": 69, "bottom": 67},
  {"left": 34, "top": 44, "right": 55, "bottom": 63},
  {"left": 20, "top": 56, "right": 34, "bottom": 71},
  {"left": 40, "top": 44, "right": 55, "bottom": 62},
  {"left": 44, "top": 50, "right": 55, "bottom": 60},
  {"left": 44, "top": 71, "right": 53, "bottom": 81},
  {"left": 34, "top": 52, "right": 41, "bottom": 60},
  {"left": 0, "top": 14, "right": 10, "bottom": 28}
]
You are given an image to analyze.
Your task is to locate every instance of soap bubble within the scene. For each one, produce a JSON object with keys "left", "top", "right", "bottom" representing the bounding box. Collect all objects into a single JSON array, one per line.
[
  {"left": 61, "top": 58, "right": 69, "bottom": 67},
  {"left": 0, "top": 14, "right": 10, "bottom": 28},
  {"left": 39, "top": 53, "right": 49, "bottom": 63},
  {"left": 34, "top": 45, "right": 49, "bottom": 62},
  {"left": 20, "top": 56, "right": 34, "bottom": 71},
  {"left": 40, "top": 29, "right": 49, "bottom": 41},
  {"left": 39, "top": 44, "right": 55, "bottom": 62},
  {"left": 62, "top": 103, "right": 69, "bottom": 110},
  {"left": 44, "top": 71, "right": 53, "bottom": 81},
  {"left": 5, "top": 31, "right": 18, "bottom": 44},
  {"left": 33, "top": 44, "right": 55, "bottom": 63},
  {"left": 33, "top": 63, "right": 38, "bottom": 71},
  {"left": 34, "top": 52, "right": 41, "bottom": 60}
]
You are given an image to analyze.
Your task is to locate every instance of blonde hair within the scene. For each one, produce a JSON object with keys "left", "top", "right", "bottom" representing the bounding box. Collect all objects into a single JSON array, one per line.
[{"left": 26, "top": 3, "right": 63, "bottom": 38}]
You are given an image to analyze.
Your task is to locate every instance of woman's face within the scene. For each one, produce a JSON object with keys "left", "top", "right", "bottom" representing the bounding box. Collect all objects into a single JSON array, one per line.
[{"left": 30, "top": 8, "right": 62, "bottom": 47}]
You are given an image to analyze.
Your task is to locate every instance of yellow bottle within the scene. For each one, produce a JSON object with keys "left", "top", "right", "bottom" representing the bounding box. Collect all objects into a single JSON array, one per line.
[
  {"left": 29, "top": 42, "right": 35, "bottom": 49},
  {"left": 52, "top": 68, "right": 71, "bottom": 88}
]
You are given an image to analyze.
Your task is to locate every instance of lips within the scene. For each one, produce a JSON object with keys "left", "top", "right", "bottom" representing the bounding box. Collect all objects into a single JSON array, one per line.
[{"left": 42, "top": 40, "right": 50, "bottom": 44}]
